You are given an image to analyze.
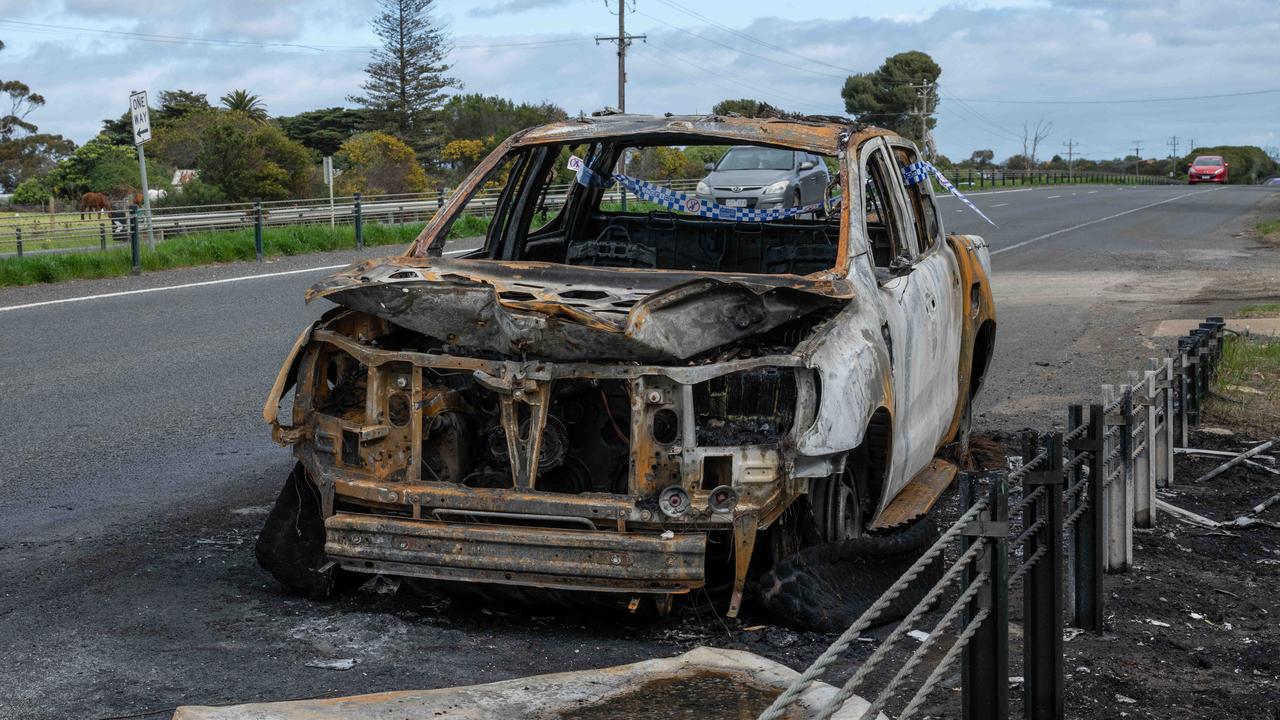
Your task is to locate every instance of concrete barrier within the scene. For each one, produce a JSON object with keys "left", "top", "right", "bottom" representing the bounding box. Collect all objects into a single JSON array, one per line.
[{"left": 172, "top": 646, "right": 883, "bottom": 719}]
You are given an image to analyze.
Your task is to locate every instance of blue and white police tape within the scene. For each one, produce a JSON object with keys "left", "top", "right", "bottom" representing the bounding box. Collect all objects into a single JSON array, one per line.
[
  {"left": 902, "top": 160, "right": 998, "bottom": 228},
  {"left": 568, "top": 155, "right": 834, "bottom": 222}
]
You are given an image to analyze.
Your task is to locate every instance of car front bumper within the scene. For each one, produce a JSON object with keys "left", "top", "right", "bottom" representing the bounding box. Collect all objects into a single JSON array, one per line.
[{"left": 324, "top": 512, "right": 707, "bottom": 593}]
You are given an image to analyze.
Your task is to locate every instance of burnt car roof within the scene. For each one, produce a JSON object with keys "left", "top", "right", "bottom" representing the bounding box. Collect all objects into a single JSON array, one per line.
[{"left": 512, "top": 114, "right": 886, "bottom": 155}]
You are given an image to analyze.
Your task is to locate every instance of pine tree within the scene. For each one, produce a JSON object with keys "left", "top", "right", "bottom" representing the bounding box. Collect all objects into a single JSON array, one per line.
[{"left": 348, "top": 0, "right": 458, "bottom": 156}]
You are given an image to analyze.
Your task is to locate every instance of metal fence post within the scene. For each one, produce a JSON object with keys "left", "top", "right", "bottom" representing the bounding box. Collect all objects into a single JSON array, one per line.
[
  {"left": 354, "top": 192, "right": 364, "bottom": 249},
  {"left": 1074, "top": 404, "right": 1106, "bottom": 630},
  {"left": 1184, "top": 338, "right": 1202, "bottom": 429},
  {"left": 1152, "top": 358, "right": 1173, "bottom": 488},
  {"left": 254, "top": 199, "right": 264, "bottom": 263},
  {"left": 1102, "top": 384, "right": 1133, "bottom": 572},
  {"left": 129, "top": 205, "right": 141, "bottom": 275},
  {"left": 1129, "top": 370, "right": 1155, "bottom": 528},
  {"left": 99, "top": 222, "right": 107, "bottom": 252},
  {"left": 962, "top": 473, "right": 1008, "bottom": 720},
  {"left": 1174, "top": 343, "right": 1191, "bottom": 446},
  {"left": 1024, "top": 432, "right": 1064, "bottom": 720},
  {"left": 14, "top": 227, "right": 21, "bottom": 258}
]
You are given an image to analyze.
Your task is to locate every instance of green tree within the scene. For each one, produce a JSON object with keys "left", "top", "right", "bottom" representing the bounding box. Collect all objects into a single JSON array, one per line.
[
  {"left": 968, "top": 149, "right": 994, "bottom": 167},
  {"left": 349, "top": 0, "right": 459, "bottom": 154},
  {"left": 683, "top": 145, "right": 729, "bottom": 169},
  {"left": 711, "top": 99, "right": 791, "bottom": 118},
  {"left": 438, "top": 94, "right": 566, "bottom": 146},
  {"left": 46, "top": 136, "right": 166, "bottom": 197},
  {"left": 196, "top": 114, "right": 312, "bottom": 201},
  {"left": 100, "top": 89, "right": 213, "bottom": 145},
  {"left": 841, "top": 51, "right": 940, "bottom": 143},
  {"left": 1, "top": 80, "right": 45, "bottom": 140},
  {"left": 276, "top": 107, "right": 371, "bottom": 156},
  {"left": 220, "top": 89, "right": 268, "bottom": 121},
  {"left": 0, "top": 132, "right": 76, "bottom": 192},
  {"left": 11, "top": 177, "right": 51, "bottom": 205},
  {"left": 335, "top": 131, "right": 429, "bottom": 195}
]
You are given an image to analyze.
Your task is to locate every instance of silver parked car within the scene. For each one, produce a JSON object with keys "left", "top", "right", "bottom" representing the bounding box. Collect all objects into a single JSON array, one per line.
[{"left": 696, "top": 145, "right": 831, "bottom": 210}]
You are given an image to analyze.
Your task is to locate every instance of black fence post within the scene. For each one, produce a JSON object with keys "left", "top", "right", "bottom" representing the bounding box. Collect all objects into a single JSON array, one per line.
[
  {"left": 1074, "top": 404, "right": 1106, "bottom": 630},
  {"left": 14, "top": 227, "right": 21, "bottom": 258},
  {"left": 1202, "top": 317, "right": 1226, "bottom": 373},
  {"left": 354, "top": 192, "right": 364, "bottom": 249},
  {"left": 99, "top": 222, "right": 107, "bottom": 252},
  {"left": 1182, "top": 337, "right": 1201, "bottom": 428},
  {"left": 254, "top": 199, "right": 264, "bottom": 263},
  {"left": 129, "top": 205, "right": 141, "bottom": 275},
  {"left": 1023, "top": 432, "right": 1065, "bottom": 720},
  {"left": 962, "top": 473, "right": 1009, "bottom": 720}
]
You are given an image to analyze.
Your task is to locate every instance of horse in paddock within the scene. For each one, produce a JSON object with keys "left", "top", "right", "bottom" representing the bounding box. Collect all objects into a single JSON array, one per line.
[
  {"left": 80, "top": 192, "right": 110, "bottom": 219},
  {"left": 129, "top": 191, "right": 144, "bottom": 207}
]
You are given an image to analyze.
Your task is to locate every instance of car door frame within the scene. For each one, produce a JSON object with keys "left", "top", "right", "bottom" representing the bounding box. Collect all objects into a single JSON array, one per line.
[{"left": 883, "top": 136, "right": 964, "bottom": 458}]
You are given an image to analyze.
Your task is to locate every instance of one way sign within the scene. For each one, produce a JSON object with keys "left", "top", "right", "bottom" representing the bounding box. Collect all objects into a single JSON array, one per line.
[{"left": 130, "top": 91, "right": 151, "bottom": 145}]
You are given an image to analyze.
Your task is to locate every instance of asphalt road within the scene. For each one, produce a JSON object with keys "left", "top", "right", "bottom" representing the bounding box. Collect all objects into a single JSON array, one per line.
[{"left": 0, "top": 183, "right": 1277, "bottom": 718}]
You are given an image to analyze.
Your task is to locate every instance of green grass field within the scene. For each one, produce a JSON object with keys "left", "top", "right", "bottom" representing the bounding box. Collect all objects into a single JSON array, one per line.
[
  {"left": 0, "top": 222, "right": 425, "bottom": 288},
  {"left": 1208, "top": 332, "right": 1280, "bottom": 433},
  {"left": 0, "top": 210, "right": 113, "bottom": 252}
]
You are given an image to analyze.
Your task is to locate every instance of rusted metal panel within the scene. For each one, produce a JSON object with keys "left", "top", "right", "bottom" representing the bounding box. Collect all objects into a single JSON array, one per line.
[
  {"left": 868, "top": 458, "right": 959, "bottom": 531},
  {"left": 325, "top": 512, "right": 706, "bottom": 593}
]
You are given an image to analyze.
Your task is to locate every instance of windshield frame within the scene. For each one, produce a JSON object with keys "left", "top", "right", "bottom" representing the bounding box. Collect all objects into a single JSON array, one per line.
[
  {"left": 1192, "top": 156, "right": 1223, "bottom": 166},
  {"left": 410, "top": 137, "right": 852, "bottom": 278}
]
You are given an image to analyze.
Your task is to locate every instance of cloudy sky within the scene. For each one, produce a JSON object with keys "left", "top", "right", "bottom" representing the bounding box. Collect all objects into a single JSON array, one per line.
[{"left": 3, "top": 0, "right": 1278, "bottom": 162}]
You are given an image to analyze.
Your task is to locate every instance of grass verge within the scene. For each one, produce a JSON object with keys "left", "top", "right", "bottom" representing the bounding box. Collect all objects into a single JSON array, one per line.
[
  {"left": 1238, "top": 303, "right": 1280, "bottom": 318},
  {"left": 1206, "top": 332, "right": 1280, "bottom": 434},
  {"left": 0, "top": 222, "right": 425, "bottom": 288}
]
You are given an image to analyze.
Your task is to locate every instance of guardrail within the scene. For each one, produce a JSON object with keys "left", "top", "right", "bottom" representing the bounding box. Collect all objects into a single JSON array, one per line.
[
  {"left": 2, "top": 171, "right": 1168, "bottom": 259},
  {"left": 759, "top": 317, "right": 1227, "bottom": 720},
  {"left": 0, "top": 180, "right": 701, "bottom": 258},
  {"left": 943, "top": 168, "right": 1181, "bottom": 191}
]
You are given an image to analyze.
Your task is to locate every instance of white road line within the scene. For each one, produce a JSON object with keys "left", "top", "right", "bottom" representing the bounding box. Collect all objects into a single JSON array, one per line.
[
  {"left": 989, "top": 203, "right": 1009, "bottom": 207},
  {"left": 990, "top": 186, "right": 1227, "bottom": 257},
  {"left": 0, "top": 264, "right": 351, "bottom": 313},
  {"left": 1087, "top": 190, "right": 1098, "bottom": 194},
  {"left": 935, "top": 186, "right": 1039, "bottom": 199},
  {"left": 0, "top": 246, "right": 477, "bottom": 314},
  {"left": 1047, "top": 195, "right": 1061, "bottom": 199}
]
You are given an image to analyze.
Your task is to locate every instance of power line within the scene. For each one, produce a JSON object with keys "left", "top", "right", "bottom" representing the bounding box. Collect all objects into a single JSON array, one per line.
[
  {"left": 649, "top": 0, "right": 858, "bottom": 75},
  {"left": 0, "top": 18, "right": 590, "bottom": 53},
  {"left": 951, "top": 87, "right": 1280, "bottom": 105},
  {"left": 646, "top": 44, "right": 843, "bottom": 115},
  {"left": 632, "top": 9, "right": 847, "bottom": 79}
]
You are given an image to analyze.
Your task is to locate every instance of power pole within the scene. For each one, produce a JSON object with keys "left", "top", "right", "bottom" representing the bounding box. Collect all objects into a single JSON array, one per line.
[
  {"left": 1167, "top": 136, "right": 1179, "bottom": 176},
  {"left": 907, "top": 80, "right": 936, "bottom": 160},
  {"left": 1063, "top": 139, "right": 1077, "bottom": 181},
  {"left": 1132, "top": 140, "right": 1142, "bottom": 177},
  {"left": 595, "top": 0, "right": 646, "bottom": 113}
]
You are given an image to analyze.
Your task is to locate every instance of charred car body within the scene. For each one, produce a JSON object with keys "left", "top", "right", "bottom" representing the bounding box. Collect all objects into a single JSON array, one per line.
[{"left": 258, "top": 114, "right": 996, "bottom": 617}]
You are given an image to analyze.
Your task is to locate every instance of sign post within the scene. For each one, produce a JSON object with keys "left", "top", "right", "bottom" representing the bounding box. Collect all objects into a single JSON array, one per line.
[
  {"left": 323, "top": 156, "right": 335, "bottom": 228},
  {"left": 129, "top": 90, "right": 156, "bottom": 249}
]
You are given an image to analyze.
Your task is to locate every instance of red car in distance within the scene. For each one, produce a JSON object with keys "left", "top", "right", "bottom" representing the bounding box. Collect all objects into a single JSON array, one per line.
[{"left": 1188, "top": 155, "right": 1228, "bottom": 184}]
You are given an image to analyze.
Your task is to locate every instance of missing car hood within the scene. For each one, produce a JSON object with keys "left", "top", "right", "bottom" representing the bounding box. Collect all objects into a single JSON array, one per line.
[{"left": 307, "top": 257, "right": 852, "bottom": 362}]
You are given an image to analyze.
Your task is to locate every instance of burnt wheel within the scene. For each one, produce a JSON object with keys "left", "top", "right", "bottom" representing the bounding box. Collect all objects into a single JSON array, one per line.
[
  {"left": 255, "top": 462, "right": 345, "bottom": 600},
  {"left": 809, "top": 461, "right": 871, "bottom": 542}
]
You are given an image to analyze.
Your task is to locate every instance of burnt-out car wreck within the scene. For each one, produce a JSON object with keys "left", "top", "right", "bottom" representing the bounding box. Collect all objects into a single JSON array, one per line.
[{"left": 257, "top": 114, "right": 996, "bottom": 621}]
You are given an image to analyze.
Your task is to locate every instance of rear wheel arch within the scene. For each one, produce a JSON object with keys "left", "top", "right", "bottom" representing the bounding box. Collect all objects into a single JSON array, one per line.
[{"left": 969, "top": 319, "right": 997, "bottom": 399}]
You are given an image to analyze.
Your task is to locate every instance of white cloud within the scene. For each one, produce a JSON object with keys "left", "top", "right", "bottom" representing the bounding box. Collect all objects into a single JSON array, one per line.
[{"left": 6, "top": 0, "right": 1279, "bottom": 163}]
